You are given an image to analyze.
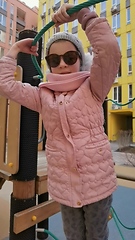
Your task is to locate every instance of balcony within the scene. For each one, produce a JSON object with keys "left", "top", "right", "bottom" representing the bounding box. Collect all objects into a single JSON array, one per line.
[{"left": 112, "top": 104, "right": 122, "bottom": 110}]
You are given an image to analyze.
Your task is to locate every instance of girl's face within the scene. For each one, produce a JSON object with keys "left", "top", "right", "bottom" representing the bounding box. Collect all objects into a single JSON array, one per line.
[{"left": 48, "top": 40, "right": 81, "bottom": 74}]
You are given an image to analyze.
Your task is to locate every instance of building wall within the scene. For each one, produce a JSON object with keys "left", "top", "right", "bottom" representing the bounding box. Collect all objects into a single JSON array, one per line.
[
  {"left": 96, "top": 0, "right": 135, "bottom": 142},
  {"left": 0, "top": 0, "right": 38, "bottom": 56}
]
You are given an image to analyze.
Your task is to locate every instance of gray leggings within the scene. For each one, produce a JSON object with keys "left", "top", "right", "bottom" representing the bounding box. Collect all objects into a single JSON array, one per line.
[{"left": 60, "top": 195, "right": 112, "bottom": 240}]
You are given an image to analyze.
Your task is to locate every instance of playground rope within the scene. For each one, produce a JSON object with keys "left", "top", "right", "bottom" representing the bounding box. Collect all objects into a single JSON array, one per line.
[
  {"left": 106, "top": 98, "right": 135, "bottom": 107},
  {"left": 110, "top": 206, "right": 135, "bottom": 240},
  {"left": 36, "top": 206, "right": 135, "bottom": 240}
]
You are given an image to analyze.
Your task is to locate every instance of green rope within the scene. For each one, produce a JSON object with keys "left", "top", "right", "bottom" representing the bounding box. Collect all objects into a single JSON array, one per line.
[
  {"left": 110, "top": 207, "right": 125, "bottom": 240},
  {"left": 43, "top": 229, "right": 59, "bottom": 240},
  {"left": 31, "top": 0, "right": 107, "bottom": 79},
  {"left": 111, "top": 206, "right": 135, "bottom": 231},
  {"left": 36, "top": 206, "right": 135, "bottom": 240},
  {"left": 106, "top": 98, "right": 135, "bottom": 106}
]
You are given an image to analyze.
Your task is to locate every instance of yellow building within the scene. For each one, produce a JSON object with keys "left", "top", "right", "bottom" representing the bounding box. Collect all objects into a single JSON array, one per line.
[
  {"left": 38, "top": 0, "right": 135, "bottom": 142},
  {"left": 96, "top": 0, "right": 135, "bottom": 143}
]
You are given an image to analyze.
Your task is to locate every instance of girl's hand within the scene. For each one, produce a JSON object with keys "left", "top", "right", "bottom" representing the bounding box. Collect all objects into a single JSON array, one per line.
[
  {"left": 6, "top": 38, "right": 38, "bottom": 59},
  {"left": 52, "top": 3, "right": 78, "bottom": 27}
]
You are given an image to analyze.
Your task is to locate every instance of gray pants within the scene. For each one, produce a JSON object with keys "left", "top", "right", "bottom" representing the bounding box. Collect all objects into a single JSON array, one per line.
[{"left": 60, "top": 195, "right": 112, "bottom": 240}]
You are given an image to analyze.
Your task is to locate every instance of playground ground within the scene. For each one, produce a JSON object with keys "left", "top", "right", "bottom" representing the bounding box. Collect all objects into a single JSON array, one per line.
[{"left": 0, "top": 142, "right": 135, "bottom": 240}]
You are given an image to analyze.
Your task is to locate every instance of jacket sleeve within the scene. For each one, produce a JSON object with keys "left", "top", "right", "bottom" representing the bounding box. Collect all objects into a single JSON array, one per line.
[
  {"left": 0, "top": 56, "right": 42, "bottom": 113},
  {"left": 78, "top": 8, "right": 121, "bottom": 102}
]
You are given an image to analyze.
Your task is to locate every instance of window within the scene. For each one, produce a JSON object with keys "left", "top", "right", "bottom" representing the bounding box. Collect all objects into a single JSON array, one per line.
[
  {"left": 10, "top": 4, "right": 14, "bottom": 15},
  {"left": 64, "top": 23, "right": 68, "bottom": 32},
  {"left": 112, "top": 13, "right": 120, "bottom": 29},
  {"left": 0, "top": 30, "right": 6, "bottom": 42},
  {"left": 72, "top": 19, "right": 78, "bottom": 28},
  {"left": 113, "top": 86, "right": 121, "bottom": 103},
  {"left": 73, "top": 33, "right": 78, "bottom": 38},
  {"left": 0, "top": 14, "right": 6, "bottom": 27},
  {"left": 101, "top": 1, "right": 106, "bottom": 12},
  {"left": 126, "top": 7, "right": 130, "bottom": 24},
  {"left": 0, "top": 0, "right": 7, "bottom": 10},
  {"left": 117, "top": 62, "right": 121, "bottom": 77},
  {"left": 128, "top": 84, "right": 132, "bottom": 100},
  {"left": 42, "top": 3, "right": 46, "bottom": 13},
  {"left": 54, "top": 0, "right": 60, "bottom": 5},
  {"left": 127, "top": 32, "right": 131, "bottom": 49},
  {"left": 10, "top": 19, "right": 13, "bottom": 29},
  {"left": 0, "top": 47, "right": 4, "bottom": 58},
  {"left": 117, "top": 36, "right": 121, "bottom": 50},
  {"left": 112, "top": 0, "right": 120, "bottom": 5},
  {"left": 9, "top": 35, "right": 12, "bottom": 45},
  {"left": 127, "top": 57, "right": 132, "bottom": 74},
  {"left": 89, "top": 5, "right": 95, "bottom": 12},
  {"left": 73, "top": 0, "right": 78, "bottom": 5}
]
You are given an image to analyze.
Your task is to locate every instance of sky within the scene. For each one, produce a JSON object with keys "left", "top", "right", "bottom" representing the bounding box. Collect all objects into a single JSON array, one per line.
[{"left": 21, "top": 0, "right": 39, "bottom": 8}]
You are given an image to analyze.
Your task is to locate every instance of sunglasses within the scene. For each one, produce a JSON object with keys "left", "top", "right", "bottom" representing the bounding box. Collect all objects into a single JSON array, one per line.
[{"left": 45, "top": 51, "right": 81, "bottom": 68}]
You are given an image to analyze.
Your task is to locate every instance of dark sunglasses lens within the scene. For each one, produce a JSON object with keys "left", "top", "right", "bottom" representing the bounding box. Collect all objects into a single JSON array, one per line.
[
  {"left": 64, "top": 51, "right": 78, "bottom": 65},
  {"left": 46, "top": 55, "right": 60, "bottom": 68}
]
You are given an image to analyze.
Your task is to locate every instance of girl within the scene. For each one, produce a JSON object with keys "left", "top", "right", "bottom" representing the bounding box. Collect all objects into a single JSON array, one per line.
[{"left": 0, "top": 4, "right": 121, "bottom": 240}]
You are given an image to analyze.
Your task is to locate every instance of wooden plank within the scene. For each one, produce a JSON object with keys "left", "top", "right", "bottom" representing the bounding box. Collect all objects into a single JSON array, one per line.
[
  {"left": 0, "top": 170, "right": 13, "bottom": 181},
  {"left": 117, "top": 178, "right": 135, "bottom": 189},
  {"left": 14, "top": 199, "right": 60, "bottom": 234},
  {"left": 114, "top": 165, "right": 135, "bottom": 181},
  {"left": 36, "top": 177, "right": 48, "bottom": 195},
  {"left": 0, "top": 65, "right": 22, "bottom": 174},
  {"left": 0, "top": 97, "right": 7, "bottom": 166}
]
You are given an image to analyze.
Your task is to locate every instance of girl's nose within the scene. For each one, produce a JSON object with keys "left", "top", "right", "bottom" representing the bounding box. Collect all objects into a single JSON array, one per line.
[{"left": 59, "top": 57, "right": 68, "bottom": 67}]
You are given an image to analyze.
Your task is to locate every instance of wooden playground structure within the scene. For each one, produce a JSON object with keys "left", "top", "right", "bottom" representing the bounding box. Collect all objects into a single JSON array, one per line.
[{"left": 0, "top": 65, "right": 60, "bottom": 239}]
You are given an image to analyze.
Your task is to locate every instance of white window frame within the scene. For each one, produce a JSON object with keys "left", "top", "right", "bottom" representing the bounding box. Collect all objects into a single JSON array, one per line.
[
  {"left": 100, "top": 2, "right": 106, "bottom": 12},
  {"left": 54, "top": 0, "right": 59, "bottom": 5},
  {"left": 112, "top": 13, "right": 120, "bottom": 30},
  {"left": 112, "top": 0, "right": 120, "bottom": 6},
  {"left": 113, "top": 86, "right": 121, "bottom": 103},
  {"left": 73, "top": 33, "right": 78, "bottom": 38},
  {"left": 64, "top": 23, "right": 68, "bottom": 32},
  {"left": 72, "top": 19, "right": 78, "bottom": 28},
  {"left": 0, "top": 46, "right": 4, "bottom": 58},
  {"left": 0, "top": 29, "right": 6, "bottom": 42},
  {"left": 42, "top": 3, "right": 46, "bottom": 14},
  {"left": 0, "top": 13, "right": 6, "bottom": 27},
  {"left": 9, "top": 35, "right": 12, "bottom": 45},
  {"left": 128, "top": 84, "right": 132, "bottom": 100},
  {"left": 127, "top": 57, "right": 132, "bottom": 74},
  {"left": 0, "top": 0, "right": 7, "bottom": 10},
  {"left": 127, "top": 32, "right": 131, "bottom": 50},
  {"left": 73, "top": 0, "right": 78, "bottom": 5},
  {"left": 117, "top": 36, "right": 121, "bottom": 50},
  {"left": 126, "top": 7, "right": 130, "bottom": 24},
  {"left": 10, "top": 19, "right": 13, "bottom": 29},
  {"left": 10, "top": 4, "right": 14, "bottom": 15}
]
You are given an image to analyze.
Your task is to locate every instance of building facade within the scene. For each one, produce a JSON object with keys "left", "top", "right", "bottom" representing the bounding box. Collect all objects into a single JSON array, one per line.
[
  {"left": 38, "top": 0, "right": 135, "bottom": 142},
  {"left": 0, "top": 0, "right": 38, "bottom": 56},
  {"left": 96, "top": 0, "right": 135, "bottom": 142}
]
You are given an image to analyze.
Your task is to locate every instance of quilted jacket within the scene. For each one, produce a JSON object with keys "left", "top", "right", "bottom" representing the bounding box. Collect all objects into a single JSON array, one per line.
[{"left": 0, "top": 9, "right": 121, "bottom": 207}]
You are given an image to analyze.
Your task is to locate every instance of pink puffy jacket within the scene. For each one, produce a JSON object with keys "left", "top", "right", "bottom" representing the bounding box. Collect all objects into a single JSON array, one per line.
[{"left": 0, "top": 9, "right": 121, "bottom": 207}]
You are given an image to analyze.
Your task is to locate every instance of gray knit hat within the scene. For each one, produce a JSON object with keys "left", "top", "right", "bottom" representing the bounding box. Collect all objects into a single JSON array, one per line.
[{"left": 46, "top": 32, "right": 86, "bottom": 71}]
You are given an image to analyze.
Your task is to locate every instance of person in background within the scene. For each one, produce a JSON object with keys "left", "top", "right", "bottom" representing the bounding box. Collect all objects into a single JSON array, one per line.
[{"left": 0, "top": 3, "right": 121, "bottom": 240}]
